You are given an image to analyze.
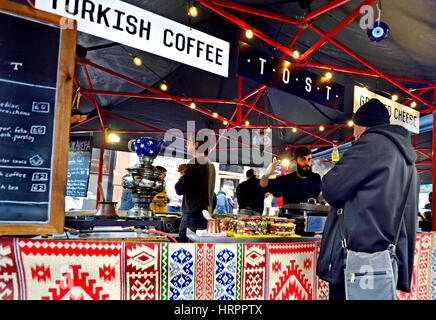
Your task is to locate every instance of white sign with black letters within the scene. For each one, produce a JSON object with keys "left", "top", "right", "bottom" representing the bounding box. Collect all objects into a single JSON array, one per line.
[
  {"left": 353, "top": 86, "right": 420, "bottom": 134},
  {"left": 35, "top": 0, "right": 230, "bottom": 77}
]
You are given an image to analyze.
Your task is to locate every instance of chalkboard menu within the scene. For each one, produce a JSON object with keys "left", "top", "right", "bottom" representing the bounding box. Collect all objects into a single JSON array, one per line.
[
  {"left": 67, "top": 136, "right": 93, "bottom": 197},
  {"left": 0, "top": 1, "right": 76, "bottom": 235}
]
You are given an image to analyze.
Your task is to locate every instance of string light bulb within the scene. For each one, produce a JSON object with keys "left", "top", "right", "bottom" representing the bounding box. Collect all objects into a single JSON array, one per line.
[
  {"left": 133, "top": 56, "right": 142, "bottom": 66},
  {"left": 292, "top": 50, "right": 300, "bottom": 60},
  {"left": 105, "top": 129, "right": 120, "bottom": 143},
  {"left": 410, "top": 101, "right": 417, "bottom": 108},
  {"left": 160, "top": 82, "right": 168, "bottom": 91},
  {"left": 283, "top": 60, "right": 291, "bottom": 68},
  {"left": 223, "top": 120, "right": 228, "bottom": 125},
  {"left": 319, "top": 125, "right": 325, "bottom": 131},
  {"left": 281, "top": 159, "right": 290, "bottom": 167},
  {"left": 322, "top": 71, "right": 333, "bottom": 81},
  {"left": 292, "top": 127, "right": 297, "bottom": 133},
  {"left": 245, "top": 121, "right": 250, "bottom": 126},
  {"left": 391, "top": 94, "right": 399, "bottom": 101},
  {"left": 188, "top": 5, "right": 198, "bottom": 17},
  {"left": 189, "top": 102, "right": 196, "bottom": 109},
  {"left": 347, "top": 120, "right": 354, "bottom": 127},
  {"left": 212, "top": 112, "right": 218, "bottom": 118},
  {"left": 245, "top": 29, "right": 254, "bottom": 39}
]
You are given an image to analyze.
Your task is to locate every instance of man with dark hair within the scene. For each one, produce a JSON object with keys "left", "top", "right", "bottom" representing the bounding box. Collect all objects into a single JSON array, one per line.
[
  {"left": 236, "top": 168, "right": 267, "bottom": 216},
  {"left": 259, "top": 146, "right": 322, "bottom": 216},
  {"left": 317, "top": 98, "right": 418, "bottom": 300},
  {"left": 175, "top": 134, "right": 216, "bottom": 242}
]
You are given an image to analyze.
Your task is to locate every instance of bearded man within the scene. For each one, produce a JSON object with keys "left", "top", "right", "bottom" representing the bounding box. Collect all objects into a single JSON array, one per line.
[{"left": 259, "top": 146, "right": 321, "bottom": 222}]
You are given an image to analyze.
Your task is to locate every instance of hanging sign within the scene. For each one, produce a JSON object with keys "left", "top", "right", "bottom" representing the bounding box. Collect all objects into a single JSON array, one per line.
[
  {"left": 237, "top": 42, "right": 344, "bottom": 111},
  {"left": 35, "top": 0, "right": 230, "bottom": 77},
  {"left": 353, "top": 86, "right": 420, "bottom": 134}
]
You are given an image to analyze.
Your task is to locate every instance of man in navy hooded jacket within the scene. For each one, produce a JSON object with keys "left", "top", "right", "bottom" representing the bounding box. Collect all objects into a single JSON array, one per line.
[{"left": 316, "top": 98, "right": 418, "bottom": 300}]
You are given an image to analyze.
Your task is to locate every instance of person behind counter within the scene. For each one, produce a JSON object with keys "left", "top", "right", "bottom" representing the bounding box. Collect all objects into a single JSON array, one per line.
[
  {"left": 175, "top": 135, "right": 216, "bottom": 242},
  {"left": 259, "top": 146, "right": 321, "bottom": 218},
  {"left": 236, "top": 168, "right": 267, "bottom": 216},
  {"left": 316, "top": 98, "right": 418, "bottom": 300}
]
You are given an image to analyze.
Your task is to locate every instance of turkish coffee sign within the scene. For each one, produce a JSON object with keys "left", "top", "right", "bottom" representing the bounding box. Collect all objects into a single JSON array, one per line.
[
  {"left": 237, "top": 42, "right": 344, "bottom": 111},
  {"left": 353, "top": 86, "right": 420, "bottom": 134},
  {"left": 35, "top": 0, "right": 230, "bottom": 77}
]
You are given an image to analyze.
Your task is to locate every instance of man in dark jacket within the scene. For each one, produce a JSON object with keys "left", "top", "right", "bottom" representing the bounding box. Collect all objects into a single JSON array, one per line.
[
  {"left": 236, "top": 168, "right": 266, "bottom": 215},
  {"left": 316, "top": 98, "right": 418, "bottom": 300},
  {"left": 175, "top": 135, "right": 216, "bottom": 242}
]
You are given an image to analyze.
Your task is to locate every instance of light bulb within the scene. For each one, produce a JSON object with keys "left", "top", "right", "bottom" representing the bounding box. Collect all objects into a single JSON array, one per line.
[
  {"left": 323, "top": 71, "right": 332, "bottom": 81},
  {"left": 410, "top": 101, "right": 417, "bottom": 108},
  {"left": 283, "top": 60, "right": 291, "bottom": 68},
  {"left": 347, "top": 120, "right": 354, "bottom": 127},
  {"left": 223, "top": 120, "right": 228, "bottom": 125},
  {"left": 160, "top": 82, "right": 168, "bottom": 91},
  {"left": 292, "top": 127, "right": 297, "bottom": 133},
  {"left": 391, "top": 94, "right": 399, "bottom": 101},
  {"left": 107, "top": 133, "right": 120, "bottom": 143},
  {"left": 189, "top": 102, "right": 196, "bottom": 109},
  {"left": 188, "top": 6, "right": 198, "bottom": 17},
  {"left": 213, "top": 112, "right": 218, "bottom": 118},
  {"left": 281, "top": 159, "right": 290, "bottom": 167},
  {"left": 133, "top": 56, "right": 142, "bottom": 66},
  {"left": 319, "top": 125, "right": 325, "bottom": 131},
  {"left": 245, "top": 29, "right": 254, "bottom": 39},
  {"left": 292, "top": 50, "right": 300, "bottom": 60},
  {"left": 245, "top": 121, "right": 250, "bottom": 126}
]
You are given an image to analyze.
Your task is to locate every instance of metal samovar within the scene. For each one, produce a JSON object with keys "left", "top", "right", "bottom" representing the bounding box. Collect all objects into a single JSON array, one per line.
[{"left": 122, "top": 137, "right": 166, "bottom": 219}]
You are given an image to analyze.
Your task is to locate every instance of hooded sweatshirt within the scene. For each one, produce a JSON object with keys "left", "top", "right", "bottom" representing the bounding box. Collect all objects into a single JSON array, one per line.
[{"left": 316, "top": 124, "right": 418, "bottom": 292}]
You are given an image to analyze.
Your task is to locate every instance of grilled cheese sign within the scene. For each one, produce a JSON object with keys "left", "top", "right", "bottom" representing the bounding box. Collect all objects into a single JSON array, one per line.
[
  {"left": 353, "top": 86, "right": 420, "bottom": 134},
  {"left": 35, "top": 0, "right": 230, "bottom": 77}
]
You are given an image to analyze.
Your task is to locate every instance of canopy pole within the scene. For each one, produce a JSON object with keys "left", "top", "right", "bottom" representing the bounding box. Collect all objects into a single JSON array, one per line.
[{"left": 96, "top": 115, "right": 107, "bottom": 208}]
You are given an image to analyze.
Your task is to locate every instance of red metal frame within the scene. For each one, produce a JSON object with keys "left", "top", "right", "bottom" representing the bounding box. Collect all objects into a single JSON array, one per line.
[{"left": 67, "top": 1, "right": 436, "bottom": 230}]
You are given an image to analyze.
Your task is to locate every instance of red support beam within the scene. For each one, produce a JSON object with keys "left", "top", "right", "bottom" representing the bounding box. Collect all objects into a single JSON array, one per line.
[
  {"left": 433, "top": 88, "right": 436, "bottom": 231},
  {"left": 302, "top": 0, "right": 352, "bottom": 22},
  {"left": 96, "top": 115, "right": 106, "bottom": 206},
  {"left": 241, "top": 86, "right": 266, "bottom": 123},
  {"left": 306, "top": 24, "right": 436, "bottom": 110},
  {"left": 81, "top": 63, "right": 106, "bottom": 130},
  {"left": 300, "top": 0, "right": 377, "bottom": 61},
  {"left": 209, "top": 0, "right": 300, "bottom": 25}
]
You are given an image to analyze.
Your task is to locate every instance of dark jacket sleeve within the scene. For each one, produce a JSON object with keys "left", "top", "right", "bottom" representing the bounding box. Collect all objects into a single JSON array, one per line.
[
  {"left": 174, "top": 164, "right": 196, "bottom": 196},
  {"left": 259, "top": 176, "right": 283, "bottom": 197},
  {"left": 322, "top": 138, "right": 373, "bottom": 206}
]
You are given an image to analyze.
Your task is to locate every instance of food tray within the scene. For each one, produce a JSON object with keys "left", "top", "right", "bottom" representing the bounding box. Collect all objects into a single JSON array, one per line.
[{"left": 226, "top": 231, "right": 300, "bottom": 238}]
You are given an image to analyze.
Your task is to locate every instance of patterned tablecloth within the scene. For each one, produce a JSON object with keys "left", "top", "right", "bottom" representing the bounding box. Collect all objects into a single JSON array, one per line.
[{"left": 0, "top": 232, "right": 433, "bottom": 300}]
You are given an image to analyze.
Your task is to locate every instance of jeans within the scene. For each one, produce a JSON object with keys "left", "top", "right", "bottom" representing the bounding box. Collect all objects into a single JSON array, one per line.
[{"left": 178, "top": 213, "right": 207, "bottom": 242}]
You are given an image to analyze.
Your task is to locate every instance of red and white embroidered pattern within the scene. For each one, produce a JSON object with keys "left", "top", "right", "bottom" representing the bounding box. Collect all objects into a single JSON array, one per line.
[
  {"left": 417, "top": 233, "right": 432, "bottom": 300},
  {"left": 17, "top": 240, "right": 122, "bottom": 300},
  {"left": 267, "top": 243, "right": 316, "bottom": 300},
  {"left": 204, "top": 243, "right": 214, "bottom": 300},
  {"left": 195, "top": 244, "right": 205, "bottom": 300},
  {"left": 315, "top": 242, "right": 329, "bottom": 300},
  {"left": 0, "top": 240, "right": 19, "bottom": 300},
  {"left": 241, "top": 244, "right": 266, "bottom": 300},
  {"left": 125, "top": 243, "right": 161, "bottom": 300}
]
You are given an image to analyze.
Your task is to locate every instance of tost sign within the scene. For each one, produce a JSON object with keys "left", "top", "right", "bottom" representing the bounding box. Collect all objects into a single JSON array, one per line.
[
  {"left": 35, "top": 0, "right": 230, "bottom": 77},
  {"left": 237, "top": 42, "right": 344, "bottom": 111},
  {"left": 353, "top": 86, "right": 420, "bottom": 134}
]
